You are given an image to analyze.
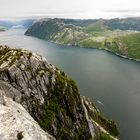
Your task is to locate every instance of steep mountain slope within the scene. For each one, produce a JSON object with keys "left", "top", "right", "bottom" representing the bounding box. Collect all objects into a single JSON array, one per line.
[
  {"left": 0, "top": 85, "right": 55, "bottom": 140},
  {"left": 104, "top": 33, "right": 140, "bottom": 59},
  {"left": 25, "top": 18, "right": 140, "bottom": 60},
  {"left": 0, "top": 45, "right": 119, "bottom": 140},
  {"left": 26, "top": 17, "right": 140, "bottom": 31},
  {"left": 25, "top": 18, "right": 84, "bottom": 40}
]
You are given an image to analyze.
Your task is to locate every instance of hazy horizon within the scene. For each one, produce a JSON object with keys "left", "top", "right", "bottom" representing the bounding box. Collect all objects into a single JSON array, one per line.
[
  {"left": 0, "top": 0, "right": 140, "bottom": 20},
  {"left": 1, "top": 15, "right": 140, "bottom": 21}
]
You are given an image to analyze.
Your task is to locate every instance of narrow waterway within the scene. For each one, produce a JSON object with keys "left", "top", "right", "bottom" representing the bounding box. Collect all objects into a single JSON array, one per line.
[{"left": 0, "top": 29, "right": 140, "bottom": 140}]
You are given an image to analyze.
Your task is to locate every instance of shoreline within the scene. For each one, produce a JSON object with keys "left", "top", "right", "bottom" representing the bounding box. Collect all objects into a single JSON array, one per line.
[
  {"left": 25, "top": 34, "right": 140, "bottom": 62},
  {"left": 48, "top": 40, "right": 140, "bottom": 62},
  {"left": 103, "top": 48, "right": 140, "bottom": 62}
]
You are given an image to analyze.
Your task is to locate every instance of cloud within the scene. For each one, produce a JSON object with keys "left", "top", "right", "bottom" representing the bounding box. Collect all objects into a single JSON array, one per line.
[
  {"left": 105, "top": 9, "right": 140, "bottom": 13},
  {"left": 103, "top": 9, "right": 140, "bottom": 18},
  {"left": 0, "top": 0, "right": 140, "bottom": 19}
]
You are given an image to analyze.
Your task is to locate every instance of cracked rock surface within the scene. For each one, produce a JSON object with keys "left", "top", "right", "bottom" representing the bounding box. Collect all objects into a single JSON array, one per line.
[
  {"left": 0, "top": 90, "right": 55, "bottom": 140},
  {"left": 0, "top": 45, "right": 119, "bottom": 140}
]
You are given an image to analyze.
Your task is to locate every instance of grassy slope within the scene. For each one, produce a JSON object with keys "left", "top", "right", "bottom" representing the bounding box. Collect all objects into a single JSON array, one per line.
[
  {"left": 84, "top": 21, "right": 109, "bottom": 33},
  {"left": 49, "top": 20, "right": 107, "bottom": 47},
  {"left": 117, "top": 33, "right": 140, "bottom": 59},
  {"left": 52, "top": 27, "right": 140, "bottom": 59},
  {"left": 105, "top": 33, "right": 140, "bottom": 59},
  {"left": 26, "top": 19, "right": 140, "bottom": 60}
]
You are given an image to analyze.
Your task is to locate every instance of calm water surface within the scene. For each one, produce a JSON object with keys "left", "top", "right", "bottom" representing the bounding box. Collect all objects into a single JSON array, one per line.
[{"left": 0, "top": 29, "right": 140, "bottom": 140}]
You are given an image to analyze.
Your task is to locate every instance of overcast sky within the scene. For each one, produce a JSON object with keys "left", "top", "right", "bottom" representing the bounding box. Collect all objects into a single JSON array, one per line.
[{"left": 0, "top": 0, "right": 140, "bottom": 19}]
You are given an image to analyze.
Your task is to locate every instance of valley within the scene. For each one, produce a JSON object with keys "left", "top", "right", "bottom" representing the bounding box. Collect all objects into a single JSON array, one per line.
[{"left": 0, "top": 28, "right": 140, "bottom": 140}]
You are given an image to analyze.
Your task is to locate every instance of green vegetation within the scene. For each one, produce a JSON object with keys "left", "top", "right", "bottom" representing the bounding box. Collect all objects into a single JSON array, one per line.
[
  {"left": 38, "top": 69, "right": 83, "bottom": 139},
  {"left": 84, "top": 97, "right": 119, "bottom": 138},
  {"left": 0, "top": 46, "right": 27, "bottom": 67},
  {"left": 38, "top": 95, "right": 60, "bottom": 131},
  {"left": 0, "top": 45, "right": 10, "bottom": 56},
  {"left": 0, "top": 46, "right": 119, "bottom": 140},
  {"left": 79, "top": 38, "right": 104, "bottom": 48},
  {"left": 26, "top": 18, "right": 140, "bottom": 60},
  {"left": 0, "top": 46, "right": 85, "bottom": 139},
  {"left": 73, "top": 122, "right": 88, "bottom": 140},
  {"left": 84, "top": 21, "right": 108, "bottom": 33},
  {"left": 26, "top": 19, "right": 65, "bottom": 40},
  {"left": 93, "top": 111, "right": 119, "bottom": 137},
  {"left": 104, "top": 39, "right": 119, "bottom": 53},
  {"left": 95, "top": 132, "right": 114, "bottom": 140},
  {"left": 102, "top": 33, "right": 140, "bottom": 59},
  {"left": 113, "top": 33, "right": 140, "bottom": 59}
]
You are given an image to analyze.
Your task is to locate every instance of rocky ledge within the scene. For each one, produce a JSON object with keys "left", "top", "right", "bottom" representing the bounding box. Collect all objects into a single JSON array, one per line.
[
  {"left": 0, "top": 45, "right": 119, "bottom": 140},
  {"left": 0, "top": 85, "right": 55, "bottom": 140}
]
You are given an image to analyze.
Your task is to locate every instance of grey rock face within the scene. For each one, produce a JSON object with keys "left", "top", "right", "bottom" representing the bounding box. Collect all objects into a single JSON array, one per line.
[
  {"left": 0, "top": 46, "right": 93, "bottom": 139},
  {"left": 0, "top": 46, "right": 119, "bottom": 140},
  {"left": 0, "top": 88, "right": 55, "bottom": 140}
]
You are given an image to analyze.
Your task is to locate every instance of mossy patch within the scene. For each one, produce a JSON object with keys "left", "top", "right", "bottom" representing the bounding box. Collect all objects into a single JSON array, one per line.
[
  {"left": 84, "top": 97, "right": 119, "bottom": 137},
  {"left": 95, "top": 132, "right": 114, "bottom": 140}
]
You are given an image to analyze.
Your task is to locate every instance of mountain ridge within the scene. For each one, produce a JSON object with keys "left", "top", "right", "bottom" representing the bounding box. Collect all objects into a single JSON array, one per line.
[{"left": 25, "top": 18, "right": 140, "bottom": 60}]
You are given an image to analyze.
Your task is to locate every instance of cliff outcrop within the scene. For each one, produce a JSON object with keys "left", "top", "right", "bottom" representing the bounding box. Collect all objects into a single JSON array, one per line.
[{"left": 0, "top": 45, "right": 119, "bottom": 140}]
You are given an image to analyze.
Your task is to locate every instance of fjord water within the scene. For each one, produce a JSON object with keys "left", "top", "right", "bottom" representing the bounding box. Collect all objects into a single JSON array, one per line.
[{"left": 0, "top": 29, "right": 140, "bottom": 140}]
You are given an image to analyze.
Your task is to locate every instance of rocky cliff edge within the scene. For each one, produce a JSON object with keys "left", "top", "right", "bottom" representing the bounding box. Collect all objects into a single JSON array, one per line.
[{"left": 0, "top": 45, "right": 119, "bottom": 140}]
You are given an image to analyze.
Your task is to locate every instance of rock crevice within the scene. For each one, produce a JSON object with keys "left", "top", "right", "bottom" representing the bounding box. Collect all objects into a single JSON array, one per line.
[{"left": 0, "top": 45, "right": 119, "bottom": 140}]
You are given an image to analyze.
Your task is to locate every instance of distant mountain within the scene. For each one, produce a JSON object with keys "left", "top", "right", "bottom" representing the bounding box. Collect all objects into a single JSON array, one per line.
[
  {"left": 11, "top": 25, "right": 25, "bottom": 29},
  {"left": 104, "top": 17, "right": 140, "bottom": 31},
  {"left": 19, "top": 19, "right": 35, "bottom": 28},
  {"left": 25, "top": 17, "right": 140, "bottom": 60},
  {"left": 0, "top": 19, "right": 35, "bottom": 28},
  {"left": 0, "top": 25, "right": 6, "bottom": 31},
  {"left": 32, "top": 17, "right": 140, "bottom": 31}
]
